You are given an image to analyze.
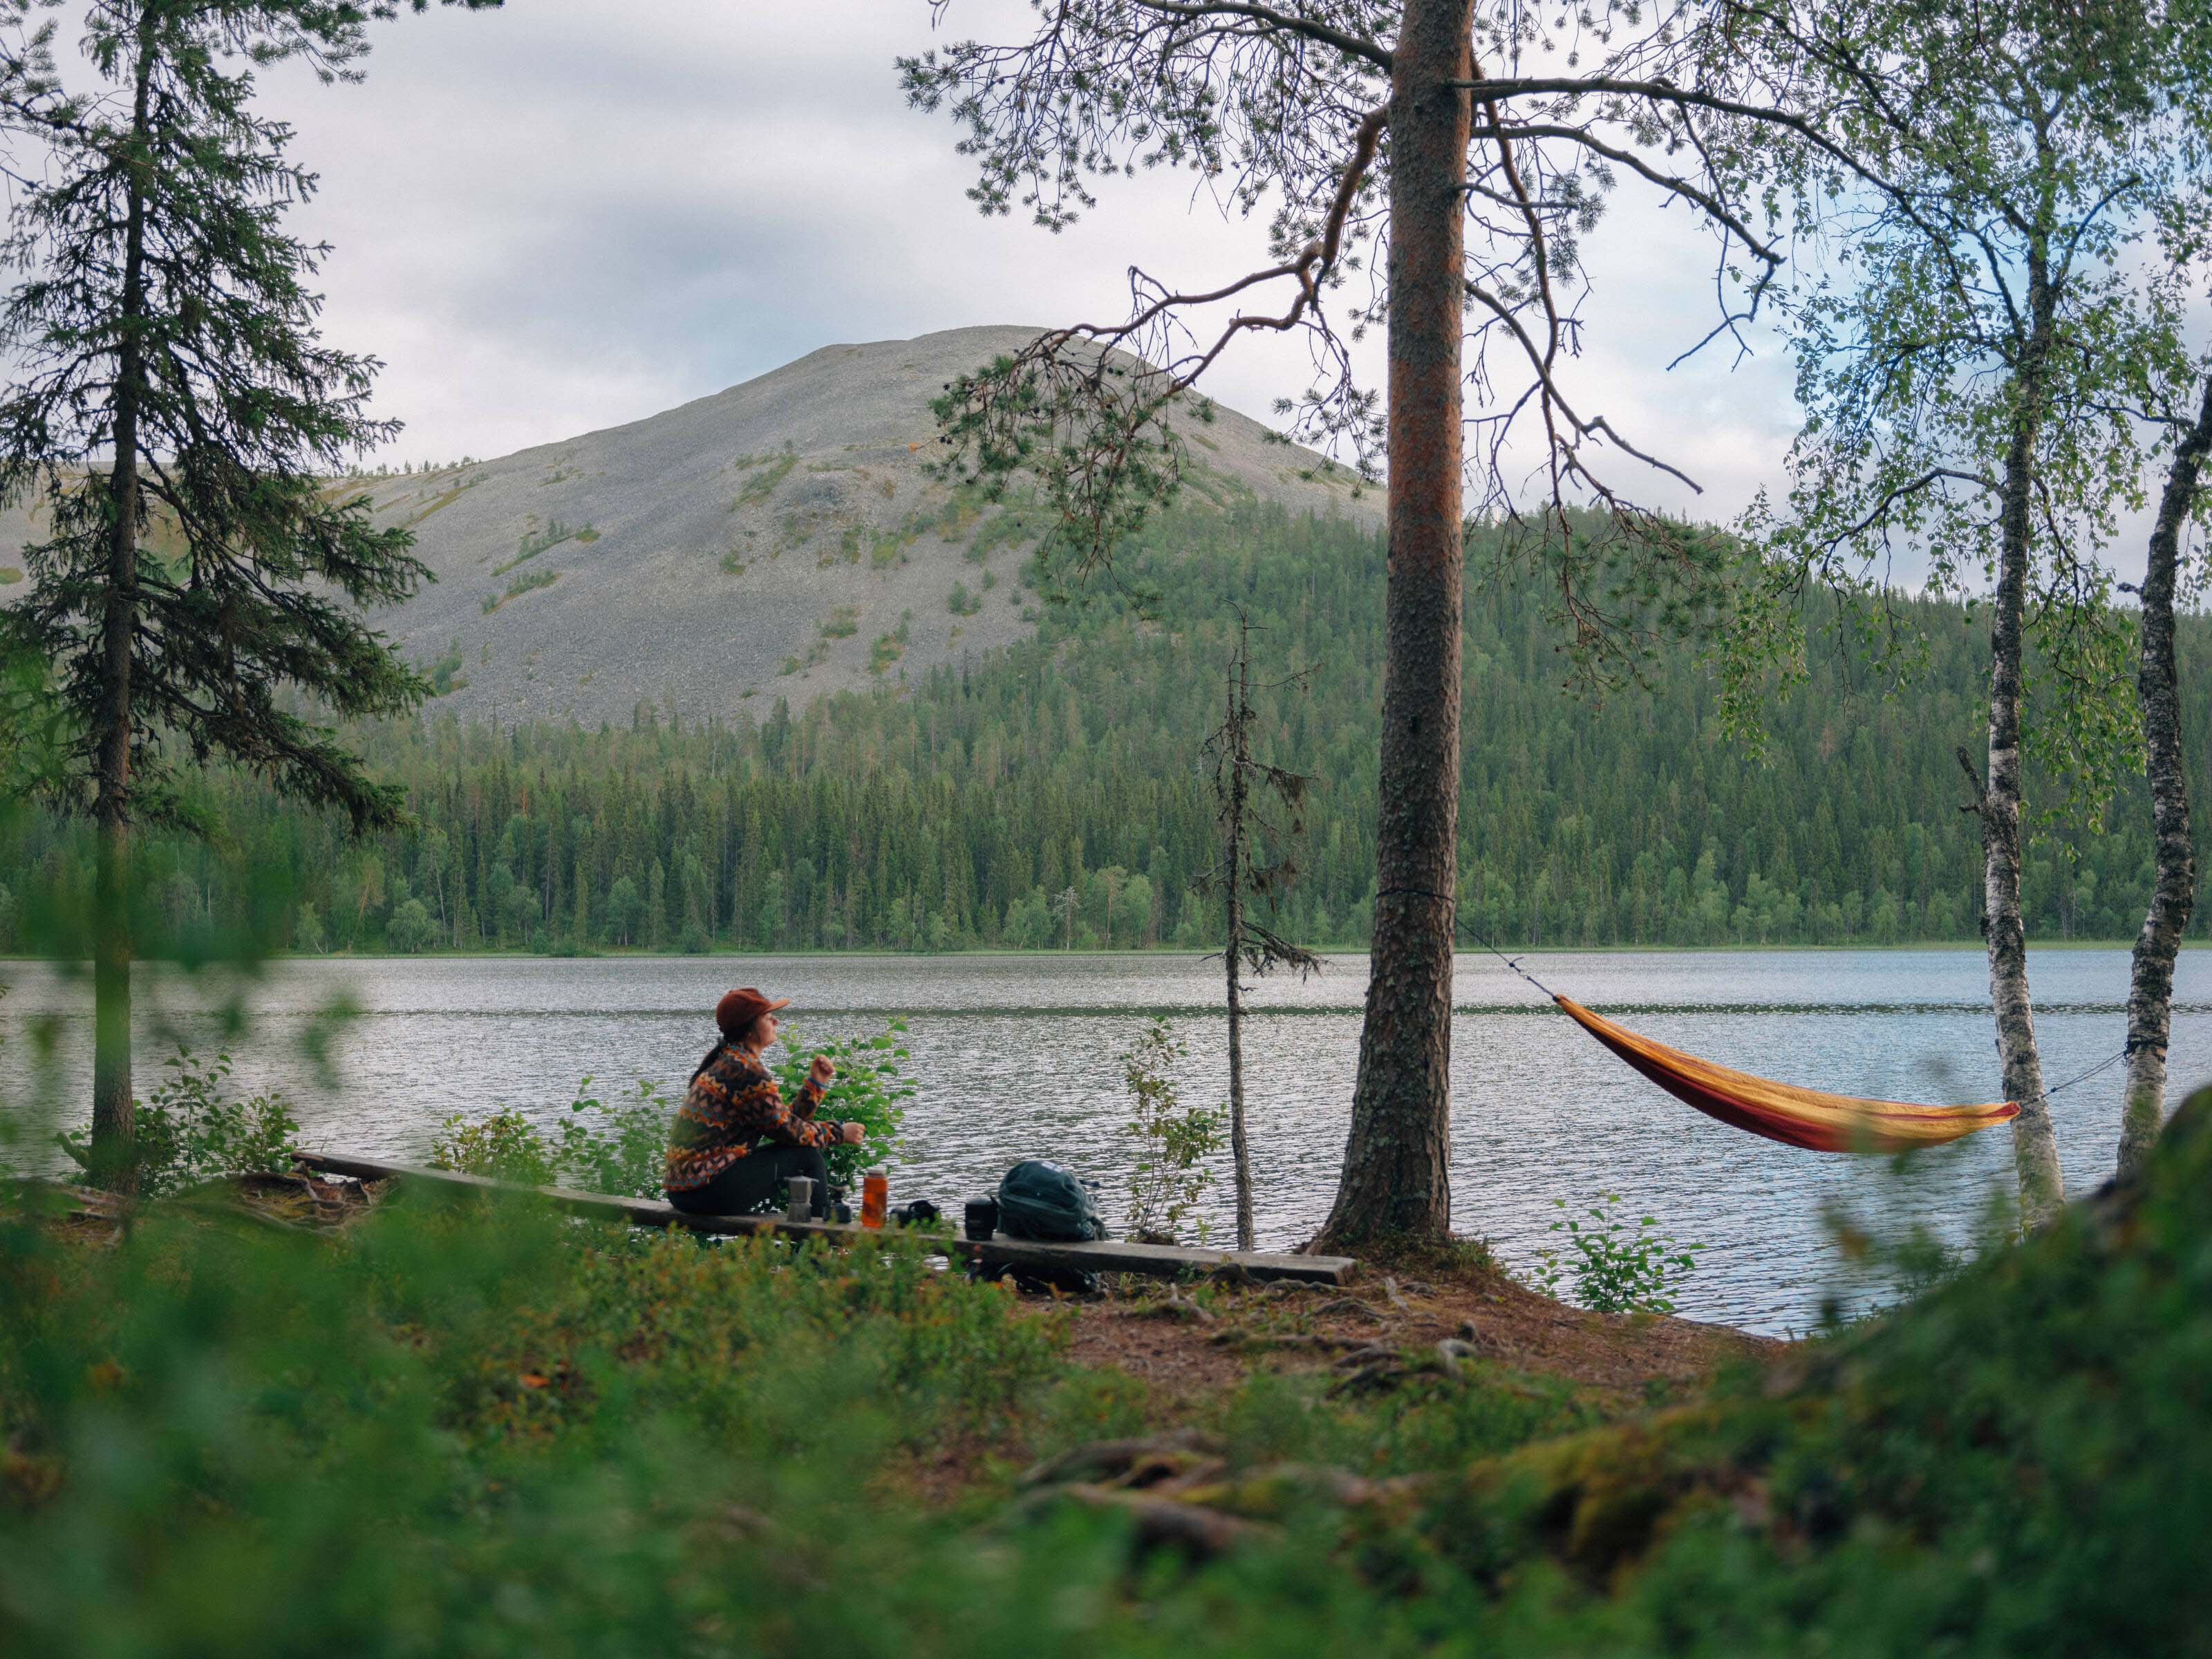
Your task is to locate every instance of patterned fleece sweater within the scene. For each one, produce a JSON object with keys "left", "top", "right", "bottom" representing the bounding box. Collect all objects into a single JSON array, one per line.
[{"left": 663, "top": 1041, "right": 830, "bottom": 1193}]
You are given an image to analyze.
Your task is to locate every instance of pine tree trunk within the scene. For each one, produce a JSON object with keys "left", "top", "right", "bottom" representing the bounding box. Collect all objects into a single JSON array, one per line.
[
  {"left": 2117, "top": 371, "right": 2212, "bottom": 1175},
  {"left": 1977, "top": 251, "right": 2059, "bottom": 1226},
  {"left": 1316, "top": 0, "right": 1472, "bottom": 1252},
  {"left": 89, "top": 33, "right": 157, "bottom": 1193}
]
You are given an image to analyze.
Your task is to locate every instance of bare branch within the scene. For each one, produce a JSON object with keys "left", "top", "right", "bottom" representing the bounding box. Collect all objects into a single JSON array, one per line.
[{"left": 1127, "top": 0, "right": 1391, "bottom": 70}]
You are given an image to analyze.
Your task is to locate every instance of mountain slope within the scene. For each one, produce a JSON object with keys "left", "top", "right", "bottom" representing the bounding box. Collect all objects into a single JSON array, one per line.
[{"left": 337, "top": 325, "right": 1370, "bottom": 726}]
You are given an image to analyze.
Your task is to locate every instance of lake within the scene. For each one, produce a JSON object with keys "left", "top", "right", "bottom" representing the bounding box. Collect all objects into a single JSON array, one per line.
[{"left": 4, "top": 948, "right": 2204, "bottom": 1335}]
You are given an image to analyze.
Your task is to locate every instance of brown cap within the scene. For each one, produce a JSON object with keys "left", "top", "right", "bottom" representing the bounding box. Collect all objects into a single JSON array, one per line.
[{"left": 715, "top": 986, "right": 791, "bottom": 1038}]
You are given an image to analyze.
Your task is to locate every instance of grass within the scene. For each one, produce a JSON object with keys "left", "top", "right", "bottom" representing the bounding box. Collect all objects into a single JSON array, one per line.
[
  {"left": 732, "top": 452, "right": 798, "bottom": 508},
  {"left": 0, "top": 567, "right": 21, "bottom": 585}
]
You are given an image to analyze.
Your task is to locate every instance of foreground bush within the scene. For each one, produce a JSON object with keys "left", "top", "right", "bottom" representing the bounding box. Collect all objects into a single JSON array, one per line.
[{"left": 6, "top": 1092, "right": 2212, "bottom": 1656}]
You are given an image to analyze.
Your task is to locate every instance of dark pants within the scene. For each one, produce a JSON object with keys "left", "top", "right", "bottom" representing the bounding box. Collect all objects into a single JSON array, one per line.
[{"left": 666, "top": 1144, "right": 830, "bottom": 1217}]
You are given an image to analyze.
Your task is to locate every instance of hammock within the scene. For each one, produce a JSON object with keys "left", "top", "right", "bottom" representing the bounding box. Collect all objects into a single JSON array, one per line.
[{"left": 1553, "top": 995, "right": 2020, "bottom": 1153}]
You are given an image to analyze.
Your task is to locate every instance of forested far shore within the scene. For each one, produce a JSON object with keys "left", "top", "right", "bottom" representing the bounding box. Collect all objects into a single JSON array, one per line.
[{"left": 5, "top": 505, "right": 2208, "bottom": 962}]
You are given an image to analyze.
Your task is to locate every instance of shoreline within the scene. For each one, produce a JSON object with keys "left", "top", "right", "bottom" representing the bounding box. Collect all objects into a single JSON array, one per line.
[{"left": 0, "top": 939, "right": 2182, "bottom": 966}]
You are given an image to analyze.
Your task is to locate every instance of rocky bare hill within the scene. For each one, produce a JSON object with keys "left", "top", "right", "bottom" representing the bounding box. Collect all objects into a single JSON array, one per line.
[{"left": 327, "top": 324, "right": 1371, "bottom": 727}]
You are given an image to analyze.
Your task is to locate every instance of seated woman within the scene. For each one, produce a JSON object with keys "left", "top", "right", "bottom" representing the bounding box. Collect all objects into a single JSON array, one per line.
[{"left": 664, "top": 986, "right": 863, "bottom": 1217}]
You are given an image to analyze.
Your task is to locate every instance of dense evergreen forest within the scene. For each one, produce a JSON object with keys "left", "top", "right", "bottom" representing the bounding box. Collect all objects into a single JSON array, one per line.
[{"left": 6, "top": 503, "right": 2207, "bottom": 959}]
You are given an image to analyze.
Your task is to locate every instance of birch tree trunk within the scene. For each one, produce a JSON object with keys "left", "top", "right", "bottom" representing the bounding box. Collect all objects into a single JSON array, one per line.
[
  {"left": 89, "top": 31, "right": 157, "bottom": 1192},
  {"left": 1975, "top": 247, "right": 2060, "bottom": 1226},
  {"left": 1317, "top": 0, "right": 1472, "bottom": 1251},
  {"left": 2117, "top": 371, "right": 2212, "bottom": 1176}
]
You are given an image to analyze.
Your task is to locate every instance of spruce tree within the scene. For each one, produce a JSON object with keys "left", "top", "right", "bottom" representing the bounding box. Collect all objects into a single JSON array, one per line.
[{"left": 0, "top": 0, "right": 497, "bottom": 1188}]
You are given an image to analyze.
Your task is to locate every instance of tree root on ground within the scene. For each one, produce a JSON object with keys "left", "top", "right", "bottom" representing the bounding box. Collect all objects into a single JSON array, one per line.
[
  {"left": 1208, "top": 1329, "right": 1385, "bottom": 1354},
  {"left": 1018, "top": 1432, "right": 1224, "bottom": 1490},
  {"left": 1004, "top": 1482, "right": 1278, "bottom": 1559},
  {"left": 1008, "top": 1444, "right": 1436, "bottom": 1562}
]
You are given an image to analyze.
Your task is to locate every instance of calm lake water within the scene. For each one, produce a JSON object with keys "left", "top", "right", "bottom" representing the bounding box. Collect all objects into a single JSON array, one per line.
[{"left": 4, "top": 948, "right": 2204, "bottom": 1335}]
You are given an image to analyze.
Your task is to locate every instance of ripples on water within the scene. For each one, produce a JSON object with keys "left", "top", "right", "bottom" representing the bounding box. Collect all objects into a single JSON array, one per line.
[{"left": 4, "top": 948, "right": 2203, "bottom": 1336}]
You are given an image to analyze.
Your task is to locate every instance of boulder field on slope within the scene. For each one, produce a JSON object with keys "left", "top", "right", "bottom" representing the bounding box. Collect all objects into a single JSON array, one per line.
[{"left": 348, "top": 324, "right": 1374, "bottom": 727}]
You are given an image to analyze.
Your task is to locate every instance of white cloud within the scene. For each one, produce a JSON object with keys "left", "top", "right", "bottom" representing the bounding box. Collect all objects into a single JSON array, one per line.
[{"left": 244, "top": 0, "right": 1799, "bottom": 518}]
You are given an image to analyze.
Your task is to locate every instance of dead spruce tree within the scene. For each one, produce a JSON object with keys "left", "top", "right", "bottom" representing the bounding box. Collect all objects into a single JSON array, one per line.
[
  {"left": 905, "top": 0, "right": 1877, "bottom": 1250},
  {"left": 1203, "top": 612, "right": 1320, "bottom": 1250},
  {"left": 1727, "top": 0, "right": 2209, "bottom": 1224},
  {"left": 0, "top": 0, "right": 496, "bottom": 1188}
]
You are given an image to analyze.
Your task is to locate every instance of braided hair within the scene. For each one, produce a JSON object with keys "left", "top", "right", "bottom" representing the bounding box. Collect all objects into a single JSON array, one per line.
[{"left": 690, "top": 1038, "right": 727, "bottom": 1085}]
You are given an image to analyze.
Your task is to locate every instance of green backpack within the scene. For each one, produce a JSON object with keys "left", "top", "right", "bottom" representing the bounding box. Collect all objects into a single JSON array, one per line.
[{"left": 996, "top": 1160, "right": 1109, "bottom": 1243}]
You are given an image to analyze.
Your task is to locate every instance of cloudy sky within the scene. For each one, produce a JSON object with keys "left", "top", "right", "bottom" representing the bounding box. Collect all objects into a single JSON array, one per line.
[{"left": 244, "top": 0, "right": 1805, "bottom": 527}]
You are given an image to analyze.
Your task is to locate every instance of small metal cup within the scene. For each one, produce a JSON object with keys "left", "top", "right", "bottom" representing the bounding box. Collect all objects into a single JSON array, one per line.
[{"left": 785, "top": 1176, "right": 814, "bottom": 1222}]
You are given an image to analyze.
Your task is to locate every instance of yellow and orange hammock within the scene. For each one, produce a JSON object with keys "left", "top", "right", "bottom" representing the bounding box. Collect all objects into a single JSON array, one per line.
[{"left": 1553, "top": 995, "right": 2020, "bottom": 1153}]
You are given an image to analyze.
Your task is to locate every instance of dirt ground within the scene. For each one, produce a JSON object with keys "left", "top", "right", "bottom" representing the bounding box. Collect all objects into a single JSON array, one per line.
[
  {"left": 885, "top": 1247, "right": 1782, "bottom": 1502},
  {"left": 1053, "top": 1255, "right": 1777, "bottom": 1415}
]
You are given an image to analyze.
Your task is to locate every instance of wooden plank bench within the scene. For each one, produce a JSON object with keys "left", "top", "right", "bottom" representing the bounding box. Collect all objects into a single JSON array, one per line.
[{"left": 293, "top": 1150, "right": 1356, "bottom": 1286}]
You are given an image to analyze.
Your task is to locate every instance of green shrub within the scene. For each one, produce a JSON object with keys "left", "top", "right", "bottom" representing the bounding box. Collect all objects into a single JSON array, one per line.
[
  {"left": 554, "top": 1077, "right": 672, "bottom": 1199},
  {"left": 57, "top": 1046, "right": 301, "bottom": 1198},
  {"left": 769, "top": 1018, "right": 915, "bottom": 1188},
  {"left": 0, "top": 1197, "right": 1071, "bottom": 1656},
  {"left": 428, "top": 1105, "right": 557, "bottom": 1185},
  {"left": 481, "top": 568, "right": 560, "bottom": 612},
  {"left": 1533, "top": 1192, "right": 1698, "bottom": 1313},
  {"left": 503, "top": 568, "right": 559, "bottom": 600},
  {"left": 430, "top": 1077, "right": 674, "bottom": 1199},
  {"left": 1120, "top": 1017, "right": 1222, "bottom": 1243},
  {"left": 424, "top": 637, "right": 467, "bottom": 696}
]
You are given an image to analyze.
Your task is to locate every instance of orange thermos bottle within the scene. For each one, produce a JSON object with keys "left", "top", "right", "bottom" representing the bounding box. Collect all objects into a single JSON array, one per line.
[{"left": 861, "top": 1167, "right": 889, "bottom": 1229}]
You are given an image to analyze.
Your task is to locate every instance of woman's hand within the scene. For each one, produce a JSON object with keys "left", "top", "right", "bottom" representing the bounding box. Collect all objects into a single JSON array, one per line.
[
  {"left": 839, "top": 1121, "right": 865, "bottom": 1145},
  {"left": 809, "top": 1053, "right": 836, "bottom": 1087}
]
